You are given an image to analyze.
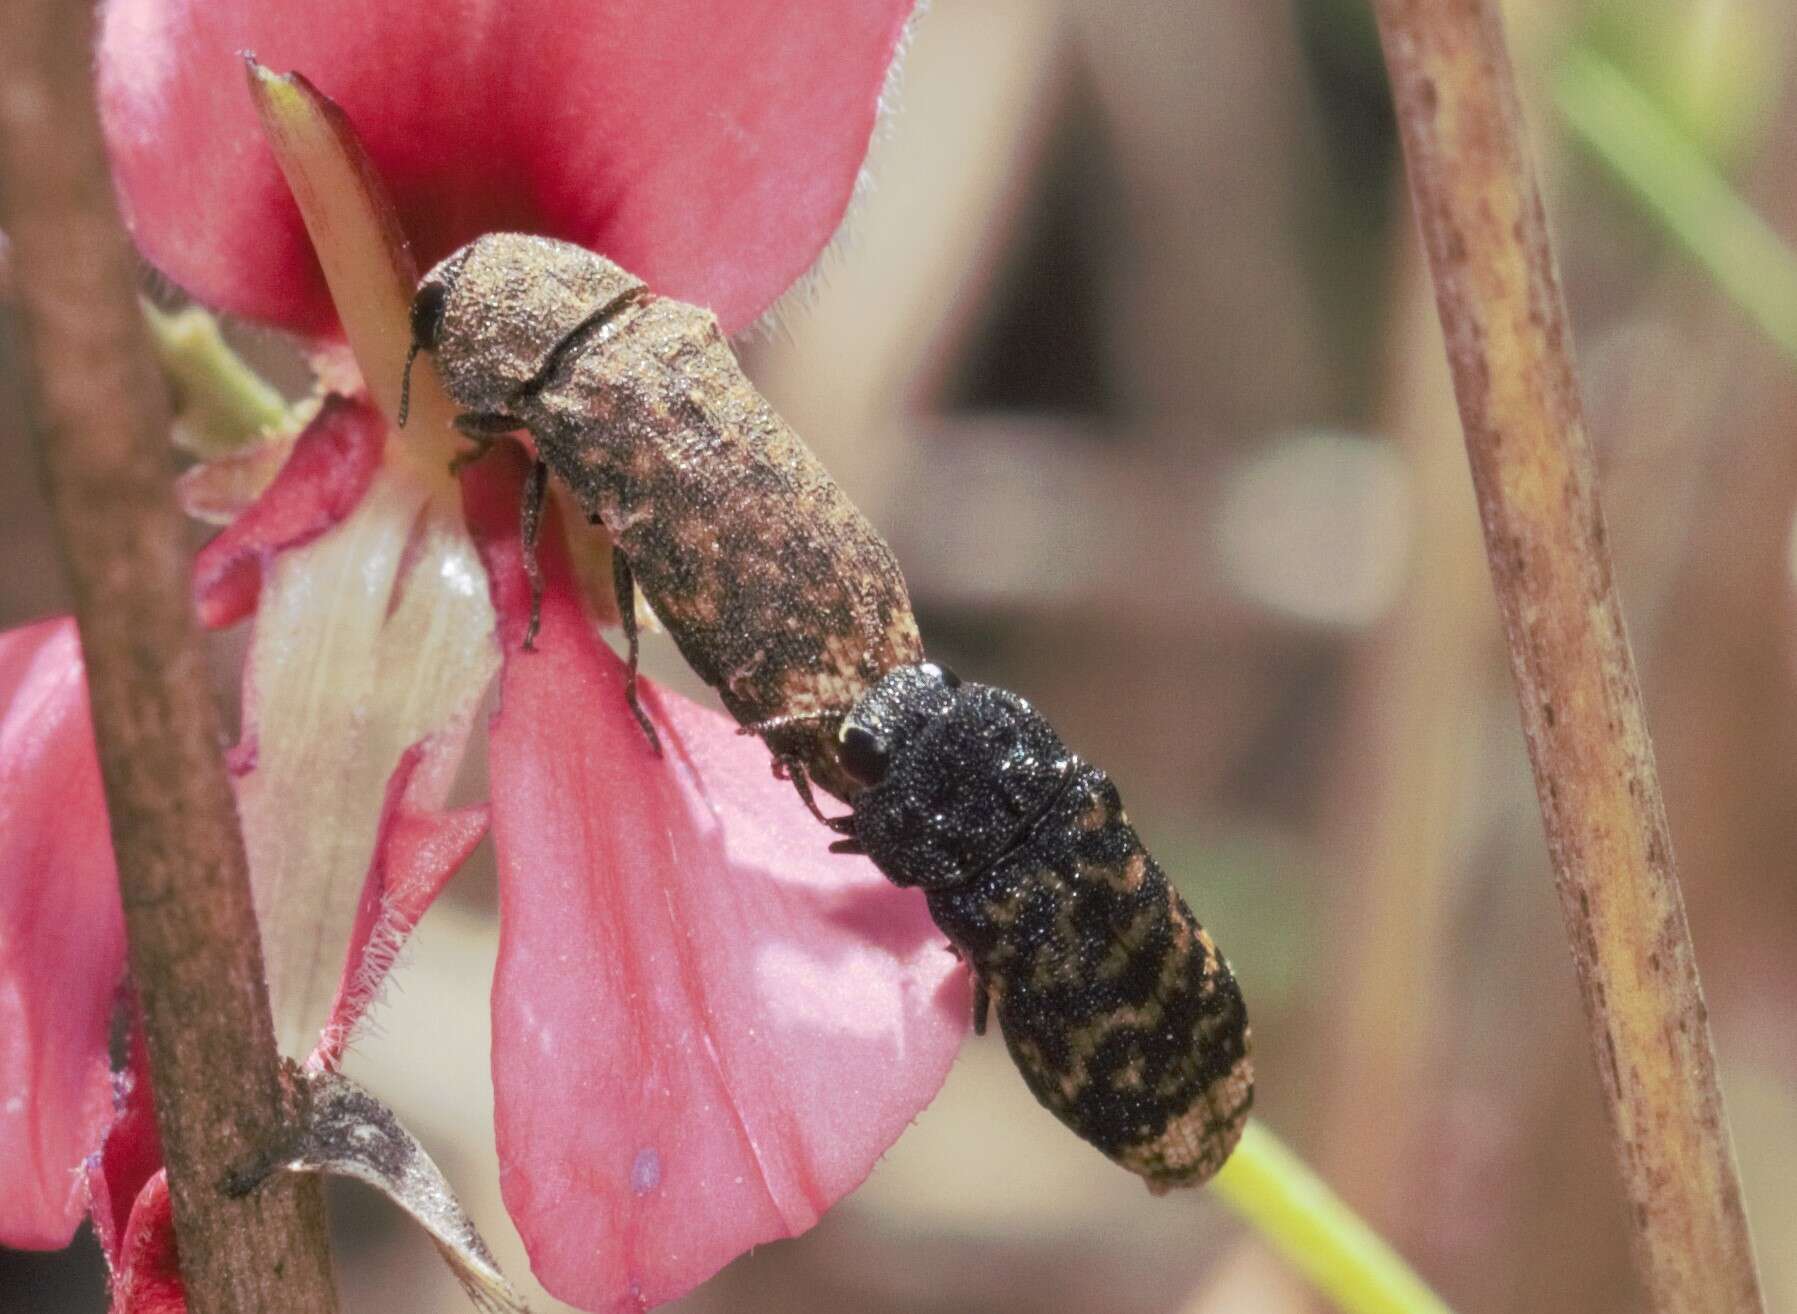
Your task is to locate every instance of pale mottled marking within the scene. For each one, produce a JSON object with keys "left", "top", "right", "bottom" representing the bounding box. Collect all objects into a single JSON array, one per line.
[{"left": 1077, "top": 796, "right": 1109, "bottom": 831}]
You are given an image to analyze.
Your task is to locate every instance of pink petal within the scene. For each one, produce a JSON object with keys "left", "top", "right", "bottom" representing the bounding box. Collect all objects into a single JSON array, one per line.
[
  {"left": 86, "top": 1024, "right": 162, "bottom": 1273},
  {"left": 0, "top": 619, "right": 127, "bottom": 1249},
  {"left": 311, "top": 741, "right": 489, "bottom": 1070},
  {"left": 191, "top": 394, "right": 385, "bottom": 629},
  {"left": 464, "top": 447, "right": 967, "bottom": 1312},
  {"left": 175, "top": 434, "right": 296, "bottom": 528},
  {"left": 97, "top": 0, "right": 917, "bottom": 335},
  {"left": 108, "top": 1173, "right": 187, "bottom": 1314},
  {"left": 230, "top": 444, "right": 498, "bottom": 1056}
]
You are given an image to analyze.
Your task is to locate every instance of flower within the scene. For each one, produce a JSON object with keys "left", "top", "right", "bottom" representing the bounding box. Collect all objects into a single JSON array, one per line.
[
  {"left": 467, "top": 446, "right": 964, "bottom": 1303},
  {"left": 98, "top": 0, "right": 913, "bottom": 339},
  {"left": 0, "top": 619, "right": 124, "bottom": 1249},
  {"left": 1, "top": 3, "right": 970, "bottom": 1310}
]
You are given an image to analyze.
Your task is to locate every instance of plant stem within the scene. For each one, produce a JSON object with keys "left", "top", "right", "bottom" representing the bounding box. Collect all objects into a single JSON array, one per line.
[
  {"left": 142, "top": 301, "right": 291, "bottom": 456},
  {"left": 0, "top": 4, "right": 339, "bottom": 1312},
  {"left": 1213, "top": 1124, "right": 1454, "bottom": 1314},
  {"left": 1371, "top": 3, "right": 1764, "bottom": 1312}
]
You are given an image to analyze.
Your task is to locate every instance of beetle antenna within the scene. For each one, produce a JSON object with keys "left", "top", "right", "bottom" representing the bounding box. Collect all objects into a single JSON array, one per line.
[{"left": 397, "top": 342, "right": 421, "bottom": 428}]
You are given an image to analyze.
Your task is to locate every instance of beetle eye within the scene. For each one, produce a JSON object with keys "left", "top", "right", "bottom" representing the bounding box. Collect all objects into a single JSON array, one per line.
[
  {"left": 921, "top": 661, "right": 961, "bottom": 689},
  {"left": 838, "top": 724, "right": 892, "bottom": 786},
  {"left": 410, "top": 281, "right": 449, "bottom": 351}
]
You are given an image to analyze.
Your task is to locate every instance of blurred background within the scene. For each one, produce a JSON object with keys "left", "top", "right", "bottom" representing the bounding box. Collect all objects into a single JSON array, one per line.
[{"left": 5, "top": 1, "right": 1797, "bottom": 1310}]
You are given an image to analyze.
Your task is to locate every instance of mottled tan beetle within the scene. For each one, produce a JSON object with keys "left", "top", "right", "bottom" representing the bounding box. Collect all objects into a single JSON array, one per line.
[{"left": 406, "top": 233, "right": 921, "bottom": 799}]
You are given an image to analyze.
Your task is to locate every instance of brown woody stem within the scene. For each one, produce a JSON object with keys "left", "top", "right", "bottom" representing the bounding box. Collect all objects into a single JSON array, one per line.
[
  {"left": 0, "top": 3, "right": 338, "bottom": 1311},
  {"left": 1371, "top": 3, "right": 1763, "bottom": 1311}
]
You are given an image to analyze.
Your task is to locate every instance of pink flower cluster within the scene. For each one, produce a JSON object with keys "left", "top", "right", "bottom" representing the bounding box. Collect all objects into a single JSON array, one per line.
[{"left": 0, "top": 3, "right": 969, "bottom": 1311}]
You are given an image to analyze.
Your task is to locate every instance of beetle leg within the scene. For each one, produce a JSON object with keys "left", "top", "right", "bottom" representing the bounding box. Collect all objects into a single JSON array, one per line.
[
  {"left": 740, "top": 709, "right": 843, "bottom": 739},
  {"left": 611, "top": 549, "right": 662, "bottom": 755},
  {"left": 772, "top": 754, "right": 861, "bottom": 835},
  {"left": 971, "top": 975, "right": 990, "bottom": 1036},
  {"left": 449, "top": 412, "right": 518, "bottom": 472},
  {"left": 517, "top": 459, "right": 548, "bottom": 651},
  {"left": 454, "top": 411, "right": 523, "bottom": 436},
  {"left": 772, "top": 754, "right": 829, "bottom": 823},
  {"left": 447, "top": 434, "right": 493, "bottom": 475}
]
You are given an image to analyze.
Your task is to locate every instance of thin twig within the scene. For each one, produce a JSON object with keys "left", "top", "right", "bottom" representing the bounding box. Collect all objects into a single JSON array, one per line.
[
  {"left": 0, "top": 4, "right": 339, "bottom": 1312},
  {"left": 1371, "top": 4, "right": 1763, "bottom": 1312}
]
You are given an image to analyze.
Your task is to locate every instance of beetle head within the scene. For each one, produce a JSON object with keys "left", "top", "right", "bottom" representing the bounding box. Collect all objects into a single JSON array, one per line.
[
  {"left": 408, "top": 233, "right": 646, "bottom": 415},
  {"left": 840, "top": 663, "right": 1072, "bottom": 890}
]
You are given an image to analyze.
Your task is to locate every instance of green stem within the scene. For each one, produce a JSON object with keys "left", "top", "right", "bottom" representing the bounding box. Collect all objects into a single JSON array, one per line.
[
  {"left": 1212, "top": 1123, "right": 1454, "bottom": 1314},
  {"left": 142, "top": 300, "right": 290, "bottom": 454},
  {"left": 1553, "top": 45, "right": 1797, "bottom": 365}
]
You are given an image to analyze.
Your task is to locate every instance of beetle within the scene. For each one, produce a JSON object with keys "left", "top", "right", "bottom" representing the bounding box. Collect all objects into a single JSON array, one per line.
[
  {"left": 405, "top": 233, "right": 1252, "bottom": 1189},
  {"left": 406, "top": 232, "right": 920, "bottom": 799},
  {"left": 832, "top": 662, "right": 1251, "bottom": 1189}
]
